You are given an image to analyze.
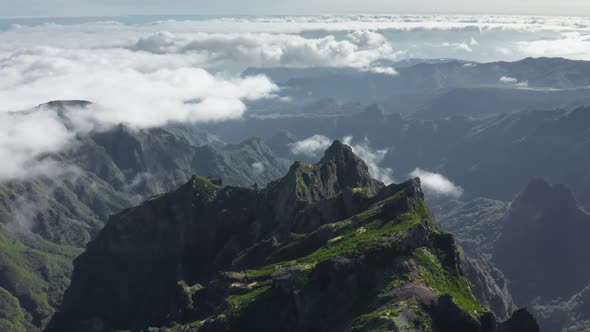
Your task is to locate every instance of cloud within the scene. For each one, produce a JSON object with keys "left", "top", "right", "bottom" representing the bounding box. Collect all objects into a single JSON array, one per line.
[
  {"left": 365, "top": 66, "right": 399, "bottom": 76},
  {"left": 289, "top": 135, "right": 332, "bottom": 158},
  {"left": 2, "top": 14, "right": 590, "bottom": 183},
  {"left": 499, "top": 76, "right": 518, "bottom": 83},
  {"left": 290, "top": 135, "right": 394, "bottom": 184},
  {"left": 0, "top": 45, "right": 277, "bottom": 183},
  {"left": 251, "top": 161, "right": 265, "bottom": 175},
  {"left": 409, "top": 168, "right": 463, "bottom": 198},
  {"left": 517, "top": 31, "right": 590, "bottom": 60},
  {"left": 0, "top": 47, "right": 278, "bottom": 124},
  {"left": 342, "top": 136, "right": 394, "bottom": 185},
  {"left": 132, "top": 30, "right": 401, "bottom": 72},
  {"left": 442, "top": 42, "right": 473, "bottom": 53},
  {"left": 499, "top": 75, "right": 529, "bottom": 87},
  {"left": 0, "top": 110, "right": 75, "bottom": 182}
]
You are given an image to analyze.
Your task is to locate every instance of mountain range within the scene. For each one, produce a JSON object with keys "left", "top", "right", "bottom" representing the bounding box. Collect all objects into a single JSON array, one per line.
[
  {"left": 0, "top": 102, "right": 290, "bottom": 331},
  {"left": 47, "top": 142, "right": 538, "bottom": 332}
]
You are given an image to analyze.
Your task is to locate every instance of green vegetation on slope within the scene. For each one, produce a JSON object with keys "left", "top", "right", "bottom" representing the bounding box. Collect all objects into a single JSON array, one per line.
[
  {"left": 0, "top": 232, "right": 80, "bottom": 330},
  {"left": 171, "top": 186, "right": 486, "bottom": 331}
]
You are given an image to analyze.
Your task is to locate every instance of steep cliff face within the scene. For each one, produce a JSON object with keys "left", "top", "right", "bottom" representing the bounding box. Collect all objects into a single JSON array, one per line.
[
  {"left": 462, "top": 257, "right": 517, "bottom": 321},
  {"left": 48, "top": 142, "right": 538, "bottom": 332},
  {"left": 493, "top": 178, "right": 590, "bottom": 304}
]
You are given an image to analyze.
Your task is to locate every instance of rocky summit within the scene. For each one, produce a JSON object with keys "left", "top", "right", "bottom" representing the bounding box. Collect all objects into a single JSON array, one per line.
[{"left": 47, "top": 142, "right": 538, "bottom": 332}]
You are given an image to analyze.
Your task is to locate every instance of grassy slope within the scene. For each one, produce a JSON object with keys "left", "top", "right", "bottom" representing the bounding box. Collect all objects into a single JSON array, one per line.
[
  {"left": 169, "top": 186, "right": 486, "bottom": 331},
  {"left": 0, "top": 232, "right": 81, "bottom": 330},
  {"left": 0, "top": 175, "right": 123, "bottom": 330}
]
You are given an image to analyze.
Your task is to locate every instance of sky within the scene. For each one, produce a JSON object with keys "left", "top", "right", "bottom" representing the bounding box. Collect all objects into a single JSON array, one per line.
[{"left": 2, "top": 0, "right": 590, "bottom": 17}]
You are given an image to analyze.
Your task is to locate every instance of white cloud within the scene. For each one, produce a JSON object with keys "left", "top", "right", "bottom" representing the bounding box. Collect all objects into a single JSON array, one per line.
[
  {"left": 517, "top": 31, "right": 590, "bottom": 60},
  {"left": 0, "top": 47, "right": 277, "bottom": 124},
  {"left": 0, "top": 111, "right": 74, "bottom": 181},
  {"left": 2, "top": 14, "right": 590, "bottom": 183},
  {"left": 409, "top": 168, "right": 463, "bottom": 198},
  {"left": 499, "top": 76, "right": 519, "bottom": 83},
  {"left": 290, "top": 135, "right": 394, "bottom": 184},
  {"left": 442, "top": 42, "right": 473, "bottom": 53},
  {"left": 251, "top": 161, "right": 265, "bottom": 175},
  {"left": 0, "top": 42, "right": 278, "bottom": 183},
  {"left": 499, "top": 76, "right": 529, "bottom": 87},
  {"left": 131, "top": 30, "right": 401, "bottom": 72},
  {"left": 342, "top": 136, "right": 394, "bottom": 185},
  {"left": 289, "top": 135, "right": 332, "bottom": 158},
  {"left": 365, "top": 66, "right": 399, "bottom": 76}
]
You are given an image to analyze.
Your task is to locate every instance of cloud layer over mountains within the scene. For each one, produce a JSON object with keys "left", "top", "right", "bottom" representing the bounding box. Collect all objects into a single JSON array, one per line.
[{"left": 1, "top": 14, "right": 590, "bottom": 182}]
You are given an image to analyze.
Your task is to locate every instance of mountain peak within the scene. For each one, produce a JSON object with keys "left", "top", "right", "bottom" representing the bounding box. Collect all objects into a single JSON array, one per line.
[
  {"left": 321, "top": 139, "right": 349, "bottom": 158},
  {"left": 320, "top": 140, "right": 366, "bottom": 171},
  {"left": 318, "top": 140, "right": 376, "bottom": 191},
  {"left": 517, "top": 178, "right": 579, "bottom": 212},
  {"left": 493, "top": 179, "right": 590, "bottom": 303}
]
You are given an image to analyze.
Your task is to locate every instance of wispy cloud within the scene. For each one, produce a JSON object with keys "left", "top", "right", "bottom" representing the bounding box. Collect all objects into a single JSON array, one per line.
[
  {"left": 289, "top": 135, "right": 332, "bottom": 158},
  {"left": 2, "top": 14, "right": 590, "bottom": 183},
  {"left": 499, "top": 76, "right": 529, "bottom": 87},
  {"left": 409, "top": 168, "right": 463, "bottom": 198},
  {"left": 0, "top": 46, "right": 277, "bottom": 182},
  {"left": 251, "top": 161, "right": 266, "bottom": 175},
  {"left": 0, "top": 110, "right": 74, "bottom": 182},
  {"left": 499, "top": 76, "right": 518, "bottom": 83},
  {"left": 342, "top": 136, "right": 394, "bottom": 185}
]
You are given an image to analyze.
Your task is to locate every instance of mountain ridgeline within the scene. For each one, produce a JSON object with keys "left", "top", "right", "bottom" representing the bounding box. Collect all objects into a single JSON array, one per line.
[
  {"left": 0, "top": 101, "right": 291, "bottom": 332},
  {"left": 48, "top": 142, "right": 538, "bottom": 332}
]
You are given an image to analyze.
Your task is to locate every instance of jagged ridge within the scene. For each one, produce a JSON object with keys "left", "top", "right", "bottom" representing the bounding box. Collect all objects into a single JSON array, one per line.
[{"left": 47, "top": 142, "right": 538, "bottom": 332}]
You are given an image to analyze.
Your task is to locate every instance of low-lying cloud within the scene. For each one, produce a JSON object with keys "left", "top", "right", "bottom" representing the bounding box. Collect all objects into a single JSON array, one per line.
[
  {"left": 2, "top": 14, "right": 590, "bottom": 182},
  {"left": 499, "top": 76, "right": 529, "bottom": 87},
  {"left": 409, "top": 168, "right": 464, "bottom": 198},
  {"left": 499, "top": 76, "right": 518, "bottom": 83},
  {"left": 289, "top": 135, "right": 332, "bottom": 158},
  {"left": 251, "top": 161, "right": 266, "bottom": 175},
  {"left": 0, "top": 110, "right": 74, "bottom": 182},
  {"left": 0, "top": 47, "right": 277, "bottom": 124},
  {"left": 0, "top": 47, "right": 278, "bottom": 182}
]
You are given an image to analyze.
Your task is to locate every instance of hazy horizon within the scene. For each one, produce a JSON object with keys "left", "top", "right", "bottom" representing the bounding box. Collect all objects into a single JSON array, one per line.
[{"left": 2, "top": 0, "right": 590, "bottom": 18}]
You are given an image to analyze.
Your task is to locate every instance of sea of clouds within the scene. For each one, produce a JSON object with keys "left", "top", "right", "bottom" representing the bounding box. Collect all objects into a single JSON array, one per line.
[{"left": 1, "top": 14, "right": 590, "bottom": 182}]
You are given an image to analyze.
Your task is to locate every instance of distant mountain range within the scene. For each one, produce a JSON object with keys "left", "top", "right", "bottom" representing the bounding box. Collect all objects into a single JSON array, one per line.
[
  {"left": 207, "top": 104, "right": 590, "bottom": 211},
  {"left": 245, "top": 57, "right": 590, "bottom": 116},
  {"left": 2, "top": 56, "right": 590, "bottom": 332}
]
